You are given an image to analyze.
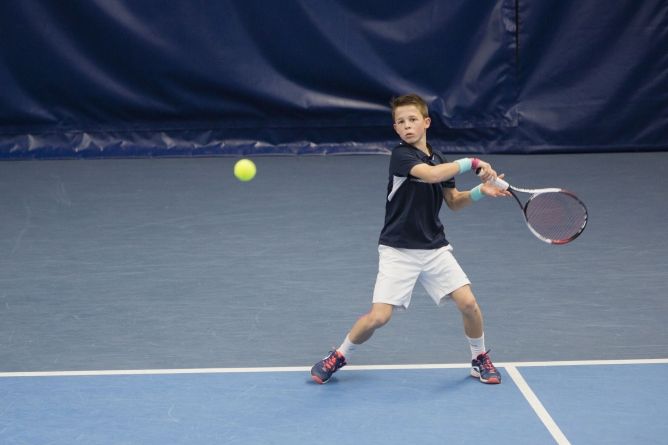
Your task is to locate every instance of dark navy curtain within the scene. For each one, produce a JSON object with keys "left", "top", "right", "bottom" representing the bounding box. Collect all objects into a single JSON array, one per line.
[
  {"left": 516, "top": 1, "right": 668, "bottom": 152},
  {"left": 0, "top": 0, "right": 665, "bottom": 158}
]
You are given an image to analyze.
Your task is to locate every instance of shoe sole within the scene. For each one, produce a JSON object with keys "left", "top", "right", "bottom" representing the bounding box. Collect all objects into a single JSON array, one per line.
[
  {"left": 475, "top": 375, "right": 501, "bottom": 384},
  {"left": 471, "top": 370, "right": 501, "bottom": 384},
  {"left": 311, "top": 375, "right": 327, "bottom": 384}
]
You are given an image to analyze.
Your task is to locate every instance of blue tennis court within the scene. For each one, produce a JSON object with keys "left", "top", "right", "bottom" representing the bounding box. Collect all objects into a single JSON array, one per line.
[{"left": 1, "top": 360, "right": 667, "bottom": 444}]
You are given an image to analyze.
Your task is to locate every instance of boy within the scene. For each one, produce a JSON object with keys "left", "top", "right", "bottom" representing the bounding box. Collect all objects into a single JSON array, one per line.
[{"left": 311, "top": 94, "right": 511, "bottom": 384}]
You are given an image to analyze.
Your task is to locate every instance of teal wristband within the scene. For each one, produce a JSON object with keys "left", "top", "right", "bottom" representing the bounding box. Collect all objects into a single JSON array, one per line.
[
  {"left": 454, "top": 158, "right": 472, "bottom": 174},
  {"left": 470, "top": 184, "right": 485, "bottom": 201}
]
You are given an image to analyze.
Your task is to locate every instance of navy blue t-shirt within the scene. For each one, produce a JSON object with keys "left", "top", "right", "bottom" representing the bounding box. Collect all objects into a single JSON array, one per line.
[{"left": 378, "top": 142, "right": 455, "bottom": 249}]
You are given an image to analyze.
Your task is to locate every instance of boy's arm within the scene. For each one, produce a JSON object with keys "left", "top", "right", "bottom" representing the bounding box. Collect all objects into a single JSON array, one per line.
[
  {"left": 410, "top": 160, "right": 496, "bottom": 184},
  {"left": 443, "top": 177, "right": 511, "bottom": 211},
  {"left": 443, "top": 187, "right": 474, "bottom": 211}
]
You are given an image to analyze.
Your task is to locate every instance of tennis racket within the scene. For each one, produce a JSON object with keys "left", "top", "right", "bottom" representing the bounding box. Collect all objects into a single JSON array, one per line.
[{"left": 479, "top": 171, "right": 588, "bottom": 244}]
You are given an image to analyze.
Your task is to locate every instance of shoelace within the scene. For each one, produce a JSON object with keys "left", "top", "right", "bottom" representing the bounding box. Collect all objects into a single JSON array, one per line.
[
  {"left": 481, "top": 351, "right": 498, "bottom": 371},
  {"left": 322, "top": 351, "right": 343, "bottom": 371}
]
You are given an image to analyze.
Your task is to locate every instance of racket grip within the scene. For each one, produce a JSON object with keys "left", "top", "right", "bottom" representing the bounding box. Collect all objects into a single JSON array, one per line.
[{"left": 475, "top": 167, "right": 509, "bottom": 190}]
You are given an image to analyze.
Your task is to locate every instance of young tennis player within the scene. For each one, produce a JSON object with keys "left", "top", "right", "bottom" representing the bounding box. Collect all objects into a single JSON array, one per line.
[{"left": 311, "top": 94, "right": 511, "bottom": 385}]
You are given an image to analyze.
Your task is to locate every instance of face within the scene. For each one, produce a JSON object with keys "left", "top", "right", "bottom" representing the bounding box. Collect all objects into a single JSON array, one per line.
[{"left": 393, "top": 105, "right": 431, "bottom": 147}]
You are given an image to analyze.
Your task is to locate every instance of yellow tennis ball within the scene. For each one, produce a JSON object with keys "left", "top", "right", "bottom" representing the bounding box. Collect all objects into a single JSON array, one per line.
[{"left": 234, "top": 159, "right": 256, "bottom": 181}]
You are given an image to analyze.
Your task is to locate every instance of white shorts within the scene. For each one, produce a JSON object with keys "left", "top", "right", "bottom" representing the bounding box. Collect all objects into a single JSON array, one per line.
[{"left": 372, "top": 245, "right": 470, "bottom": 310}]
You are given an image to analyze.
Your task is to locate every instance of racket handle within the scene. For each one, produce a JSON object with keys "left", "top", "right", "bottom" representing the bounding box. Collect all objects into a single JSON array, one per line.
[{"left": 475, "top": 167, "right": 509, "bottom": 190}]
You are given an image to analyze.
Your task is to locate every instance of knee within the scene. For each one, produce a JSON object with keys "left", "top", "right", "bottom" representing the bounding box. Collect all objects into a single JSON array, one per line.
[
  {"left": 451, "top": 286, "right": 480, "bottom": 316},
  {"left": 457, "top": 297, "right": 479, "bottom": 317},
  {"left": 365, "top": 308, "right": 392, "bottom": 328}
]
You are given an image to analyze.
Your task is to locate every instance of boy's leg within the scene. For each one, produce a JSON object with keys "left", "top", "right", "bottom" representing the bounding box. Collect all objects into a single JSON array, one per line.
[
  {"left": 449, "top": 285, "right": 483, "bottom": 339},
  {"left": 338, "top": 303, "right": 395, "bottom": 360},
  {"left": 310, "top": 303, "right": 394, "bottom": 384},
  {"left": 312, "top": 245, "right": 418, "bottom": 384},
  {"left": 450, "top": 285, "right": 501, "bottom": 384},
  {"left": 348, "top": 302, "right": 395, "bottom": 344}
]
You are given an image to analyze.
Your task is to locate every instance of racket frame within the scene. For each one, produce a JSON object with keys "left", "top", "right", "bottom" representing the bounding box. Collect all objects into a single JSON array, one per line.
[{"left": 486, "top": 177, "right": 587, "bottom": 244}]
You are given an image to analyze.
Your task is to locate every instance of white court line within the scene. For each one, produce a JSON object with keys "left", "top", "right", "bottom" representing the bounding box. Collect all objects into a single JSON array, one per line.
[
  {"left": 0, "top": 357, "right": 666, "bottom": 378},
  {"left": 505, "top": 366, "right": 571, "bottom": 445},
  {"left": 498, "top": 358, "right": 668, "bottom": 367}
]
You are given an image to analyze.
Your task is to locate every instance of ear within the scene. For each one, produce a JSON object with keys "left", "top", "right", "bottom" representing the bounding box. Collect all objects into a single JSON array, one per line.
[
  {"left": 424, "top": 117, "right": 431, "bottom": 128},
  {"left": 393, "top": 123, "right": 399, "bottom": 134}
]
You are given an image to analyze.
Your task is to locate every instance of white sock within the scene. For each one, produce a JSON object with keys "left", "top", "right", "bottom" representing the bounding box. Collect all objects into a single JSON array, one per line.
[
  {"left": 337, "top": 335, "right": 357, "bottom": 360},
  {"left": 467, "top": 333, "right": 485, "bottom": 359}
]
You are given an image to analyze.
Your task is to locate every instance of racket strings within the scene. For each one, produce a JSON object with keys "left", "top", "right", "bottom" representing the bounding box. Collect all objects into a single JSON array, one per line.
[{"left": 524, "top": 192, "right": 587, "bottom": 242}]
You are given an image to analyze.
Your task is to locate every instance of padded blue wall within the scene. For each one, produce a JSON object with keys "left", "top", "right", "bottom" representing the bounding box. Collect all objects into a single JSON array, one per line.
[
  {"left": 516, "top": 1, "right": 668, "bottom": 153},
  {"left": 0, "top": 0, "right": 666, "bottom": 158}
]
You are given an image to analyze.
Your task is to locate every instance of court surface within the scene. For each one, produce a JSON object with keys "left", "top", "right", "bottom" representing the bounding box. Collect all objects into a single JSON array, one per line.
[{"left": 1, "top": 152, "right": 667, "bottom": 444}]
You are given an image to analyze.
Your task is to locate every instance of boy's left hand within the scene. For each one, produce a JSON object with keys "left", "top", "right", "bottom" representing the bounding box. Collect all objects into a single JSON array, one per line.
[{"left": 481, "top": 173, "right": 512, "bottom": 197}]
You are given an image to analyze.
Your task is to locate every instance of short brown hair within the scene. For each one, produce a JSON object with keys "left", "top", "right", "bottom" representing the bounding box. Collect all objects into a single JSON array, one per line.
[{"left": 390, "top": 94, "right": 429, "bottom": 121}]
